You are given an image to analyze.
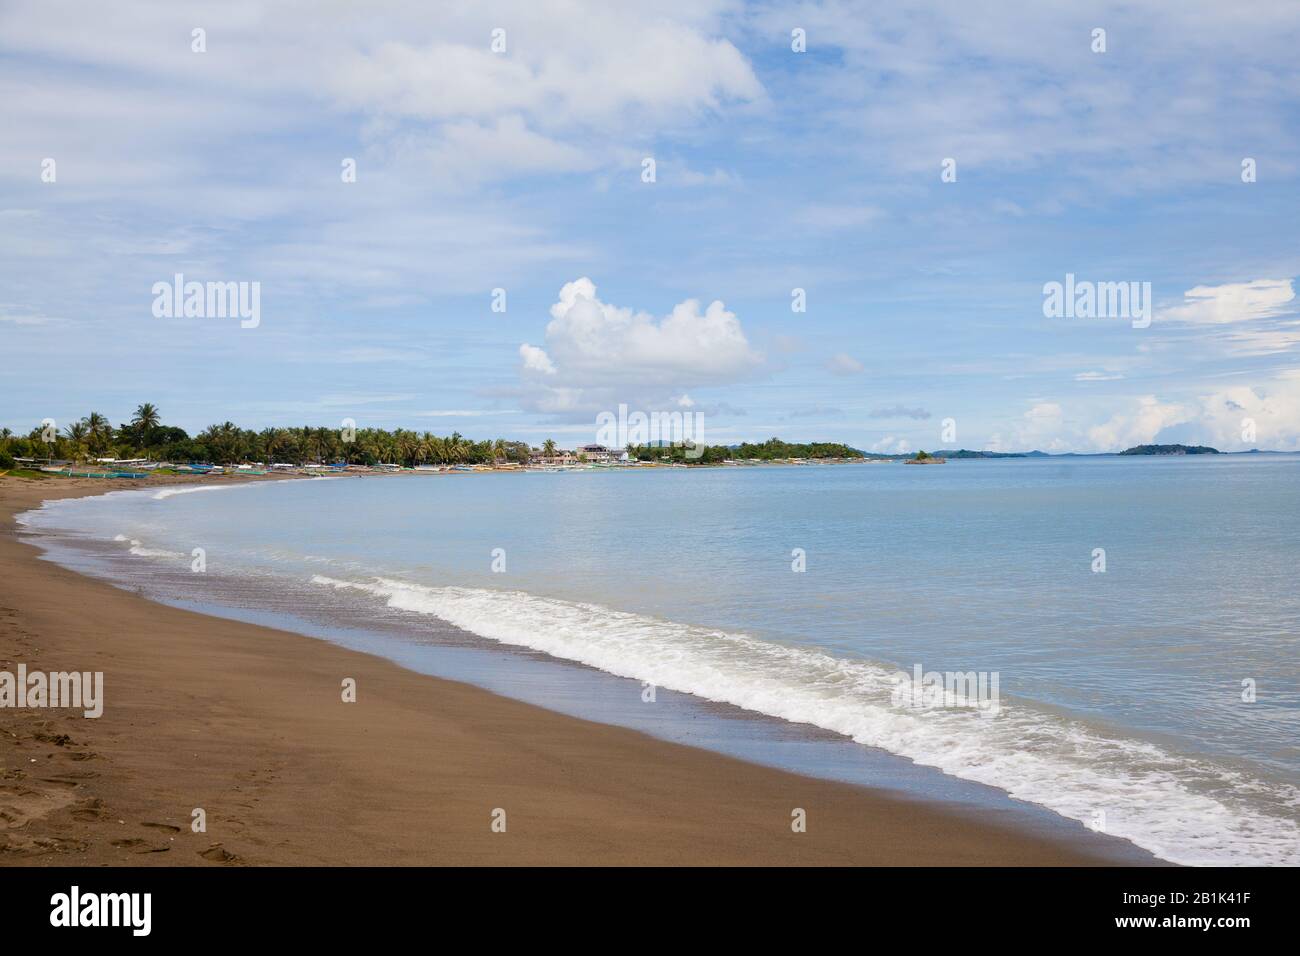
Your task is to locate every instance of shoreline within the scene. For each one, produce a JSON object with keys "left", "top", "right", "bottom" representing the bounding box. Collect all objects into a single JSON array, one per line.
[{"left": 1, "top": 475, "right": 1153, "bottom": 865}]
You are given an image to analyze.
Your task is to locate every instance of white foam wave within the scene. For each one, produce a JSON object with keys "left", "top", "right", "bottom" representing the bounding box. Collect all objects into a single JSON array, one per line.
[
  {"left": 114, "top": 534, "right": 183, "bottom": 558},
  {"left": 152, "top": 484, "right": 234, "bottom": 500},
  {"left": 312, "top": 573, "right": 1300, "bottom": 867}
]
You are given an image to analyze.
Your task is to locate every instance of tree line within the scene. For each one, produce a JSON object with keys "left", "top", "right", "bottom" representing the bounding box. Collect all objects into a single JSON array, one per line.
[
  {"left": 627, "top": 437, "right": 863, "bottom": 463},
  {"left": 1, "top": 405, "right": 864, "bottom": 470},
  {"left": 0, "top": 405, "right": 529, "bottom": 468}
]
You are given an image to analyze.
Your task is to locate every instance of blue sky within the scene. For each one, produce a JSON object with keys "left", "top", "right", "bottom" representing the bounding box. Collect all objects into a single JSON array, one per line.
[{"left": 3, "top": 0, "right": 1299, "bottom": 452}]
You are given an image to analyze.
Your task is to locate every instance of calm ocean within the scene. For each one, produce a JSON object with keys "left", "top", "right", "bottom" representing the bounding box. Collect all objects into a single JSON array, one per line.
[{"left": 19, "top": 455, "right": 1300, "bottom": 865}]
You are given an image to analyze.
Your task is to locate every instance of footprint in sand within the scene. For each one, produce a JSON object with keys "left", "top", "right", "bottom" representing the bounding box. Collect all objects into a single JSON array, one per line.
[
  {"left": 140, "top": 821, "right": 181, "bottom": 833},
  {"left": 0, "top": 784, "right": 75, "bottom": 829},
  {"left": 111, "top": 837, "right": 170, "bottom": 854},
  {"left": 199, "top": 842, "right": 241, "bottom": 863},
  {"left": 71, "top": 797, "right": 109, "bottom": 821}
]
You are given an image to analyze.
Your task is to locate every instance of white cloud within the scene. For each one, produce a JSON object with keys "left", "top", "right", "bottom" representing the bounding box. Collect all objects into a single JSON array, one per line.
[
  {"left": 1160, "top": 279, "right": 1295, "bottom": 325},
  {"left": 413, "top": 115, "right": 598, "bottom": 182},
  {"left": 1089, "top": 377, "right": 1300, "bottom": 452},
  {"left": 826, "top": 353, "right": 865, "bottom": 375},
  {"left": 1086, "top": 395, "right": 1190, "bottom": 451},
  {"left": 1075, "top": 370, "right": 1124, "bottom": 381},
  {"left": 1156, "top": 279, "right": 1300, "bottom": 356},
  {"left": 517, "top": 277, "right": 762, "bottom": 414},
  {"left": 519, "top": 343, "right": 557, "bottom": 375},
  {"left": 871, "top": 435, "right": 911, "bottom": 454},
  {"left": 543, "top": 277, "right": 760, "bottom": 381},
  {"left": 986, "top": 402, "right": 1075, "bottom": 453}
]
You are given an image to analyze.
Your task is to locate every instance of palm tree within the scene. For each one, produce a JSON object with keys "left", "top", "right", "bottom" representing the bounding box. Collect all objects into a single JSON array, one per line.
[
  {"left": 130, "top": 403, "right": 161, "bottom": 458},
  {"left": 131, "top": 402, "right": 160, "bottom": 434},
  {"left": 396, "top": 431, "right": 421, "bottom": 467},
  {"left": 297, "top": 426, "right": 319, "bottom": 463},
  {"left": 84, "top": 412, "right": 112, "bottom": 456},
  {"left": 316, "top": 426, "right": 336, "bottom": 465},
  {"left": 542, "top": 438, "right": 556, "bottom": 460},
  {"left": 199, "top": 422, "right": 243, "bottom": 464},
  {"left": 353, "top": 430, "right": 379, "bottom": 465},
  {"left": 262, "top": 427, "right": 291, "bottom": 464},
  {"left": 64, "top": 421, "right": 88, "bottom": 462},
  {"left": 446, "top": 431, "right": 467, "bottom": 463},
  {"left": 492, "top": 438, "right": 507, "bottom": 464}
]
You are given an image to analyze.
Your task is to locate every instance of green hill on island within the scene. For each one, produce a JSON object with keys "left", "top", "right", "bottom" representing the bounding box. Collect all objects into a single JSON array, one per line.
[{"left": 1118, "top": 444, "right": 1219, "bottom": 455}]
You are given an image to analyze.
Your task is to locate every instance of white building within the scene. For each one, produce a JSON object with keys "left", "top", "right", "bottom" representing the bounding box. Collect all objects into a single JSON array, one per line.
[{"left": 575, "top": 443, "right": 628, "bottom": 463}]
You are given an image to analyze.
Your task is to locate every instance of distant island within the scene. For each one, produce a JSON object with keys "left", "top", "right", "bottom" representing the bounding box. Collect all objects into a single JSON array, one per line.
[
  {"left": 903, "top": 450, "right": 946, "bottom": 464},
  {"left": 1118, "top": 444, "right": 1220, "bottom": 456},
  {"left": 863, "top": 448, "right": 1046, "bottom": 461}
]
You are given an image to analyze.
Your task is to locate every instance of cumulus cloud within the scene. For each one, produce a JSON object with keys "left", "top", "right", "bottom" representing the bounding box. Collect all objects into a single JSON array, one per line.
[
  {"left": 985, "top": 402, "right": 1075, "bottom": 453},
  {"left": 1087, "top": 377, "right": 1300, "bottom": 452},
  {"left": 1086, "top": 396, "right": 1190, "bottom": 451},
  {"left": 519, "top": 343, "right": 556, "bottom": 375},
  {"left": 983, "top": 374, "right": 1300, "bottom": 453},
  {"left": 870, "top": 435, "right": 911, "bottom": 454},
  {"left": 517, "top": 277, "right": 762, "bottom": 415}
]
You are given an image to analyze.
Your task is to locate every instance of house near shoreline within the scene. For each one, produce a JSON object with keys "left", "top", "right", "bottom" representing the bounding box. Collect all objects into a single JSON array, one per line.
[
  {"left": 574, "top": 443, "right": 629, "bottom": 464},
  {"left": 528, "top": 447, "right": 579, "bottom": 466}
]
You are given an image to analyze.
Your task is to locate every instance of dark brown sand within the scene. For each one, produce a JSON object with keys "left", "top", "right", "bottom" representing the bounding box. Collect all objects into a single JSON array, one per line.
[{"left": 0, "top": 474, "right": 1131, "bottom": 866}]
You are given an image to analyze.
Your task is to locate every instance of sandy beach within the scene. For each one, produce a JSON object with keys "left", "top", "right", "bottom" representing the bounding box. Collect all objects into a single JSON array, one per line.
[{"left": 0, "top": 475, "right": 1134, "bottom": 866}]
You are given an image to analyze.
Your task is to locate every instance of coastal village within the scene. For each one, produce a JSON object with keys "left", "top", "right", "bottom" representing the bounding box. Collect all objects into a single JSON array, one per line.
[
  {"left": 7, "top": 442, "right": 867, "bottom": 479},
  {"left": 0, "top": 408, "right": 893, "bottom": 480}
]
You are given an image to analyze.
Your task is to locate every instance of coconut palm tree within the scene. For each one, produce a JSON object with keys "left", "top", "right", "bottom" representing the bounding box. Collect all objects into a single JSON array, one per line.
[
  {"left": 63, "top": 421, "right": 88, "bottom": 463},
  {"left": 199, "top": 422, "right": 242, "bottom": 464},
  {"left": 84, "top": 412, "right": 112, "bottom": 455},
  {"left": 131, "top": 402, "right": 160, "bottom": 441},
  {"left": 353, "top": 430, "right": 378, "bottom": 465},
  {"left": 261, "top": 427, "right": 289, "bottom": 464},
  {"left": 396, "top": 431, "right": 421, "bottom": 467},
  {"left": 315, "top": 426, "right": 336, "bottom": 465},
  {"left": 542, "top": 438, "right": 556, "bottom": 460}
]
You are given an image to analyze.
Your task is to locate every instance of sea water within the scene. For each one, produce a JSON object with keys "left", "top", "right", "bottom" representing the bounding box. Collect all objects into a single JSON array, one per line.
[{"left": 19, "top": 455, "right": 1300, "bottom": 865}]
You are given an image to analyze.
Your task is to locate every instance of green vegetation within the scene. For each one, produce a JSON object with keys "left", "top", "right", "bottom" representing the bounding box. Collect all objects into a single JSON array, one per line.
[
  {"left": 1119, "top": 444, "right": 1220, "bottom": 456},
  {"left": 0, "top": 405, "right": 530, "bottom": 468},
  {"left": 927, "top": 448, "right": 1028, "bottom": 459},
  {"left": 626, "top": 437, "right": 863, "bottom": 464},
  {"left": 2, "top": 408, "right": 863, "bottom": 469}
]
